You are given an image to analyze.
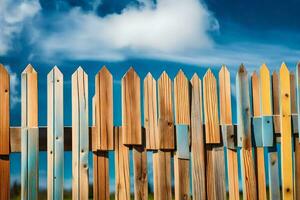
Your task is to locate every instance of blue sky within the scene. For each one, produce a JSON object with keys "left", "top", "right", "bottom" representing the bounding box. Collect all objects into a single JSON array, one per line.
[{"left": 1, "top": 0, "right": 299, "bottom": 191}]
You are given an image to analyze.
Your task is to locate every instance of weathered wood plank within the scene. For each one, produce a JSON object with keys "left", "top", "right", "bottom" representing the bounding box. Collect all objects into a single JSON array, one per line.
[
  {"left": 115, "top": 127, "right": 130, "bottom": 200},
  {"left": 251, "top": 71, "right": 267, "bottom": 200},
  {"left": 122, "top": 67, "right": 141, "bottom": 145},
  {"left": 158, "top": 71, "right": 174, "bottom": 149},
  {"left": 290, "top": 73, "right": 298, "bottom": 134},
  {"left": 279, "top": 63, "right": 294, "bottom": 199},
  {"left": 203, "top": 69, "right": 226, "bottom": 200},
  {"left": 0, "top": 64, "right": 10, "bottom": 155},
  {"left": 47, "top": 66, "right": 64, "bottom": 200},
  {"left": 190, "top": 74, "right": 206, "bottom": 200},
  {"left": 0, "top": 64, "right": 10, "bottom": 200},
  {"left": 153, "top": 151, "right": 172, "bottom": 200},
  {"left": 133, "top": 129, "right": 148, "bottom": 200},
  {"left": 295, "top": 136, "right": 300, "bottom": 200},
  {"left": 260, "top": 64, "right": 280, "bottom": 200},
  {"left": 297, "top": 62, "right": 300, "bottom": 139},
  {"left": 219, "top": 66, "right": 239, "bottom": 200},
  {"left": 0, "top": 156, "right": 9, "bottom": 200},
  {"left": 173, "top": 70, "right": 190, "bottom": 200},
  {"left": 21, "top": 64, "right": 39, "bottom": 200},
  {"left": 272, "top": 71, "right": 281, "bottom": 134},
  {"left": 95, "top": 66, "right": 113, "bottom": 150},
  {"left": 72, "top": 67, "right": 89, "bottom": 200},
  {"left": 144, "top": 73, "right": 158, "bottom": 150},
  {"left": 236, "top": 65, "right": 257, "bottom": 200},
  {"left": 94, "top": 151, "right": 110, "bottom": 200},
  {"left": 203, "top": 69, "right": 220, "bottom": 143}
]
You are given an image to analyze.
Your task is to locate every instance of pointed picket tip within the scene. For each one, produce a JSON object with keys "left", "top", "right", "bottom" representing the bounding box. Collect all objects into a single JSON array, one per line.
[
  {"left": 280, "top": 62, "right": 289, "bottom": 75},
  {"left": 238, "top": 64, "right": 247, "bottom": 74},
  {"left": 0, "top": 63, "right": 9, "bottom": 74},
  {"left": 144, "top": 72, "right": 154, "bottom": 81},
  {"left": 122, "top": 66, "right": 139, "bottom": 79},
  {"left": 158, "top": 71, "right": 170, "bottom": 81},
  {"left": 98, "top": 65, "right": 112, "bottom": 76},
  {"left": 203, "top": 68, "right": 216, "bottom": 80},
  {"left": 22, "top": 64, "right": 37, "bottom": 74},
  {"left": 252, "top": 71, "right": 258, "bottom": 78},
  {"left": 191, "top": 73, "right": 200, "bottom": 81},
  {"left": 191, "top": 73, "right": 201, "bottom": 87},
  {"left": 260, "top": 63, "right": 270, "bottom": 76},
  {"left": 219, "top": 65, "right": 229, "bottom": 74},
  {"left": 72, "top": 66, "right": 87, "bottom": 79},
  {"left": 48, "top": 66, "right": 63, "bottom": 80},
  {"left": 175, "top": 69, "right": 187, "bottom": 80},
  {"left": 296, "top": 62, "right": 300, "bottom": 72}
]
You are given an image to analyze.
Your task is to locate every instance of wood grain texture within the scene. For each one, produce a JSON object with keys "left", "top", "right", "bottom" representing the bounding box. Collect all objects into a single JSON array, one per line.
[
  {"left": 279, "top": 63, "right": 294, "bottom": 200},
  {"left": 122, "top": 67, "right": 141, "bottom": 145},
  {"left": 93, "top": 151, "right": 110, "bottom": 200},
  {"left": 95, "top": 66, "right": 113, "bottom": 150},
  {"left": 204, "top": 69, "right": 226, "bottom": 200},
  {"left": 21, "top": 64, "right": 39, "bottom": 200},
  {"left": 157, "top": 71, "right": 174, "bottom": 149},
  {"left": 0, "top": 64, "right": 10, "bottom": 200},
  {"left": 236, "top": 65, "right": 252, "bottom": 148},
  {"left": 240, "top": 148, "right": 257, "bottom": 200},
  {"left": 203, "top": 69, "right": 220, "bottom": 143},
  {"left": 0, "top": 156, "right": 9, "bottom": 200},
  {"left": 218, "top": 66, "right": 239, "bottom": 200},
  {"left": 290, "top": 73, "right": 298, "bottom": 134},
  {"left": 236, "top": 65, "right": 257, "bottom": 200},
  {"left": 295, "top": 137, "right": 300, "bottom": 200},
  {"left": 297, "top": 62, "right": 300, "bottom": 140},
  {"left": 0, "top": 64, "right": 10, "bottom": 155},
  {"left": 272, "top": 71, "right": 281, "bottom": 134},
  {"left": 205, "top": 146, "right": 226, "bottom": 200},
  {"left": 173, "top": 70, "right": 190, "bottom": 200},
  {"left": 47, "top": 66, "right": 64, "bottom": 200},
  {"left": 115, "top": 127, "right": 130, "bottom": 200},
  {"left": 260, "top": 64, "right": 280, "bottom": 200},
  {"left": 133, "top": 135, "right": 148, "bottom": 200},
  {"left": 174, "top": 70, "right": 190, "bottom": 124},
  {"left": 153, "top": 151, "right": 172, "bottom": 200},
  {"left": 144, "top": 73, "right": 158, "bottom": 150},
  {"left": 72, "top": 67, "right": 89, "bottom": 200},
  {"left": 251, "top": 70, "right": 267, "bottom": 200},
  {"left": 190, "top": 74, "right": 206, "bottom": 200}
]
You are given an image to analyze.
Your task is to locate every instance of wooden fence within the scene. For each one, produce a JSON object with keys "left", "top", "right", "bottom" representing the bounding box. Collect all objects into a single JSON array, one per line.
[{"left": 1, "top": 62, "right": 300, "bottom": 200}]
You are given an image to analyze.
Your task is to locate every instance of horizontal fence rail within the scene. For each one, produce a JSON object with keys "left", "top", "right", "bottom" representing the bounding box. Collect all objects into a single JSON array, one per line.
[{"left": 1, "top": 62, "right": 300, "bottom": 200}]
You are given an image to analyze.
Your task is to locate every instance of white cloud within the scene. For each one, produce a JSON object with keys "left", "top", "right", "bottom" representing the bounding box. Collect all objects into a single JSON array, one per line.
[
  {"left": 0, "top": 0, "right": 41, "bottom": 55},
  {"left": 5, "top": 65, "right": 20, "bottom": 108},
  {"left": 35, "top": 0, "right": 219, "bottom": 60}
]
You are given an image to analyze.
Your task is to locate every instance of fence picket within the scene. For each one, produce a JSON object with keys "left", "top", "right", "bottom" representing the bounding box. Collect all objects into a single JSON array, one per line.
[
  {"left": 296, "top": 62, "right": 300, "bottom": 199},
  {"left": 251, "top": 71, "right": 267, "bottom": 200},
  {"left": 72, "top": 67, "right": 89, "bottom": 200},
  {"left": 174, "top": 70, "right": 190, "bottom": 200},
  {"left": 95, "top": 66, "right": 113, "bottom": 150},
  {"left": 203, "top": 69, "right": 226, "bottom": 199},
  {"left": 236, "top": 65, "right": 257, "bottom": 200},
  {"left": 190, "top": 74, "right": 206, "bottom": 200},
  {"left": 219, "top": 66, "right": 239, "bottom": 200},
  {"left": 144, "top": 73, "right": 158, "bottom": 150},
  {"left": 260, "top": 65, "right": 281, "bottom": 199},
  {"left": 279, "top": 63, "right": 294, "bottom": 199},
  {"left": 272, "top": 72, "right": 281, "bottom": 134},
  {"left": 122, "top": 67, "right": 141, "bottom": 145},
  {"left": 115, "top": 127, "right": 130, "bottom": 200},
  {"left": 133, "top": 130, "right": 148, "bottom": 200},
  {"left": 158, "top": 71, "right": 174, "bottom": 149},
  {"left": 21, "top": 64, "right": 39, "bottom": 200},
  {"left": 0, "top": 64, "right": 10, "bottom": 200},
  {"left": 47, "top": 66, "right": 64, "bottom": 200}
]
